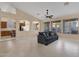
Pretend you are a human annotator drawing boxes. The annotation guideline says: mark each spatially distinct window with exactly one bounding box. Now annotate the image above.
[52,21,61,33]
[7,20,16,28]
[44,22,50,32]
[63,18,78,34]
[71,20,78,34]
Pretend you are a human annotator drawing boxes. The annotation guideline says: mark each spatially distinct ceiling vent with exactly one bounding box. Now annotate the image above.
[64,2,69,6]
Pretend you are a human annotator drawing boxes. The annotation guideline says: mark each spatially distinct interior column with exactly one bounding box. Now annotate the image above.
[61,20,64,33]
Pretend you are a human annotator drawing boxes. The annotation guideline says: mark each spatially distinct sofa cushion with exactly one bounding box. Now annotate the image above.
[43,32,49,38]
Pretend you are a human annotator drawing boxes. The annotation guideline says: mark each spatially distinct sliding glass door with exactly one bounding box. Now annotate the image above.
[63,18,78,34]
[71,20,78,34]
[63,21,71,34]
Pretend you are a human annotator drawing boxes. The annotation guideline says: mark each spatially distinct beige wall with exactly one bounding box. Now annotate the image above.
[0,8,42,39]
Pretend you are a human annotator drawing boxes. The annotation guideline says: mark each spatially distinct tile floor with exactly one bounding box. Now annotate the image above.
[0,37,79,57]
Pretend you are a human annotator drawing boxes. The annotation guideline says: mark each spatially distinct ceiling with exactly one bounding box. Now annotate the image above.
[0,2,79,20]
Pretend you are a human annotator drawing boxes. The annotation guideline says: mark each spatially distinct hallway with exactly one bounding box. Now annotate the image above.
[0,37,79,57]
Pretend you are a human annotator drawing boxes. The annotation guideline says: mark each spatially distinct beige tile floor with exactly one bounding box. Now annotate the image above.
[0,37,79,57]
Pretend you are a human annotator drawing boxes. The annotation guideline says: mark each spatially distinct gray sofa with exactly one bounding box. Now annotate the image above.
[38,31,58,45]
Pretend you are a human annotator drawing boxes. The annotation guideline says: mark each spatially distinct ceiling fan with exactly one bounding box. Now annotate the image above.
[45,9,53,19]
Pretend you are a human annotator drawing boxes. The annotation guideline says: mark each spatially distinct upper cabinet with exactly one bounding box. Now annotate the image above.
[1,21,7,28]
